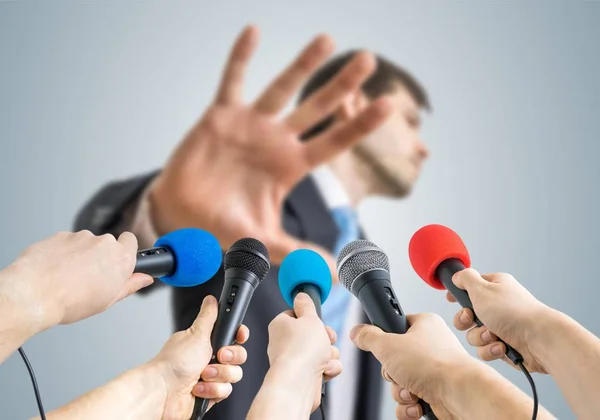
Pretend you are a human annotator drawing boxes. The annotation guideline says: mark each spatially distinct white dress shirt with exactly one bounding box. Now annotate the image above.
[311,165,362,420]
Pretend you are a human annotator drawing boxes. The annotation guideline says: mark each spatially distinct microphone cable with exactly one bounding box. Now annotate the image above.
[517,361,538,420]
[18,346,47,420]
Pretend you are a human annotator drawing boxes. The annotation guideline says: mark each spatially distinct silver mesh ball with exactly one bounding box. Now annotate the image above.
[336,240,389,291]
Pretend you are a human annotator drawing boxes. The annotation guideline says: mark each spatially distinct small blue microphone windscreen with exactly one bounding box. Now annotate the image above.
[154,228,222,287]
[278,249,332,307]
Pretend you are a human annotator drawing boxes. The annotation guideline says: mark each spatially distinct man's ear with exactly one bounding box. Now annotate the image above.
[335,90,370,122]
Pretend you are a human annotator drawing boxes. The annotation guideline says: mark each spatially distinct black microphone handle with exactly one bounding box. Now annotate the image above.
[436,259,523,364]
[352,270,438,420]
[192,268,260,420]
[134,246,175,277]
[291,283,327,419]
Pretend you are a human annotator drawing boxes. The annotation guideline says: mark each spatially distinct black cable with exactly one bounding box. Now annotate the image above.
[319,391,327,420]
[517,361,538,420]
[18,347,47,420]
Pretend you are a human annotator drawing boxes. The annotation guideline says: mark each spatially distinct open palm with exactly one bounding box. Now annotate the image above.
[151,26,392,269]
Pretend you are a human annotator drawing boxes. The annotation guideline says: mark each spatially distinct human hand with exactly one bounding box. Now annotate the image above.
[149,25,393,274]
[2,230,152,329]
[351,313,478,419]
[149,296,249,419]
[449,268,549,373]
[268,293,341,411]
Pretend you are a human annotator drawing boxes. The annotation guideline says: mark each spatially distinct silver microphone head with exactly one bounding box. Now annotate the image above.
[336,239,390,293]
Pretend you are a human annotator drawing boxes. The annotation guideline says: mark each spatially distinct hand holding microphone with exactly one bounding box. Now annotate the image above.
[449,269,549,373]
[0,230,153,339]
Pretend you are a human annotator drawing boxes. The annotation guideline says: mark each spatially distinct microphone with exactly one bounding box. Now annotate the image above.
[193,238,271,420]
[408,224,522,364]
[135,228,223,287]
[336,240,438,420]
[278,249,332,420]
[278,249,332,317]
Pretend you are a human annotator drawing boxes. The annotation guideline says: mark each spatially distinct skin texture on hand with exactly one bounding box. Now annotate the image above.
[450,268,600,420]
[247,293,342,420]
[149,25,394,275]
[350,314,550,420]
[0,230,153,362]
[31,296,249,420]
[448,268,549,373]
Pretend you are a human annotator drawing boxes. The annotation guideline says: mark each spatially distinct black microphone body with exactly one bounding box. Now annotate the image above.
[193,238,270,420]
[350,270,436,420]
[134,247,175,277]
[436,259,523,364]
[193,268,261,417]
[292,283,323,318]
[210,268,260,354]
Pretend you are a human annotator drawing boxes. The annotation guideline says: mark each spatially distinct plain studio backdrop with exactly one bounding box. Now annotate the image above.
[1,2,599,419]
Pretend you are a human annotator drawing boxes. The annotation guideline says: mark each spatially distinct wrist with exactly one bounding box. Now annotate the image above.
[0,265,53,339]
[526,306,580,374]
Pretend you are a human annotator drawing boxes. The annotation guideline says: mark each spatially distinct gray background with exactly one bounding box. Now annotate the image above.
[1,1,599,419]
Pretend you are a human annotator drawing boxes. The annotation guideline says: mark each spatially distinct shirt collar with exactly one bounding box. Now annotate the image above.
[311,165,352,210]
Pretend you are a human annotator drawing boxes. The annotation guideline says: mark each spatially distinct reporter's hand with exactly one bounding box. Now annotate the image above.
[149,296,249,419]
[2,230,153,329]
[149,25,393,274]
[351,313,476,419]
[448,268,549,373]
[268,293,342,411]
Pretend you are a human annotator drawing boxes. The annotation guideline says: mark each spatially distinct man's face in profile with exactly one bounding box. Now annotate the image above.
[355,85,429,198]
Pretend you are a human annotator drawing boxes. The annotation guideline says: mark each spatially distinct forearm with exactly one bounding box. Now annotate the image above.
[529,307,600,420]
[445,360,554,420]
[247,360,316,420]
[33,364,167,420]
[0,266,47,363]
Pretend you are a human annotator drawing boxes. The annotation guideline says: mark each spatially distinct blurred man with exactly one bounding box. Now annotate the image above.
[75,25,430,420]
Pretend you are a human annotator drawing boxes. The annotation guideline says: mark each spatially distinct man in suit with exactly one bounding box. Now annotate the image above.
[75,25,430,420]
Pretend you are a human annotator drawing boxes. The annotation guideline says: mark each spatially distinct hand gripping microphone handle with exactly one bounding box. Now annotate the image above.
[192,268,260,419]
[437,259,523,365]
[351,270,437,420]
[292,283,323,317]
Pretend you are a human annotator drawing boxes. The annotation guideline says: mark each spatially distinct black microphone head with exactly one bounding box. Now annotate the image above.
[336,239,390,293]
[224,238,270,283]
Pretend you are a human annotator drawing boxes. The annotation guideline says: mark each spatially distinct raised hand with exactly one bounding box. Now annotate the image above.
[149,25,393,271]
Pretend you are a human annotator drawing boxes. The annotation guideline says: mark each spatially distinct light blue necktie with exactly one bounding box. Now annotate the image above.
[322,206,360,342]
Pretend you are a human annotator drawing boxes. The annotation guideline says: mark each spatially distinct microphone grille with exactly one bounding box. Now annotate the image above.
[336,239,389,291]
[224,238,270,282]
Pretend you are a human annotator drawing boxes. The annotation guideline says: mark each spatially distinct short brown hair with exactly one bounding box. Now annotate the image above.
[298,50,430,140]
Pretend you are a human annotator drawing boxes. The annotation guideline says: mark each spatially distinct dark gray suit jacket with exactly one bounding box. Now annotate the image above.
[75,172,383,420]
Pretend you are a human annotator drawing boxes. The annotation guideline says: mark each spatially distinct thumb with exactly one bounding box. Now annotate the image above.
[112,273,154,304]
[270,232,339,284]
[293,292,317,318]
[189,295,219,341]
[452,268,487,295]
[350,324,386,354]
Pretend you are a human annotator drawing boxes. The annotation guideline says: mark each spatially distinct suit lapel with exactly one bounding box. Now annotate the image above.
[285,176,339,252]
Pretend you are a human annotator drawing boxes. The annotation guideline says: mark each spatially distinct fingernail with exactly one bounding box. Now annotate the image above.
[491,344,504,355]
[203,367,218,378]
[459,310,472,325]
[349,326,359,341]
[220,349,233,362]
[406,405,419,418]
[296,293,309,302]
[400,389,412,402]
[482,330,492,342]
[195,384,205,394]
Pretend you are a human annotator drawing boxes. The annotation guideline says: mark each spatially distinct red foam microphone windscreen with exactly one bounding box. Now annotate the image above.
[408,224,471,290]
